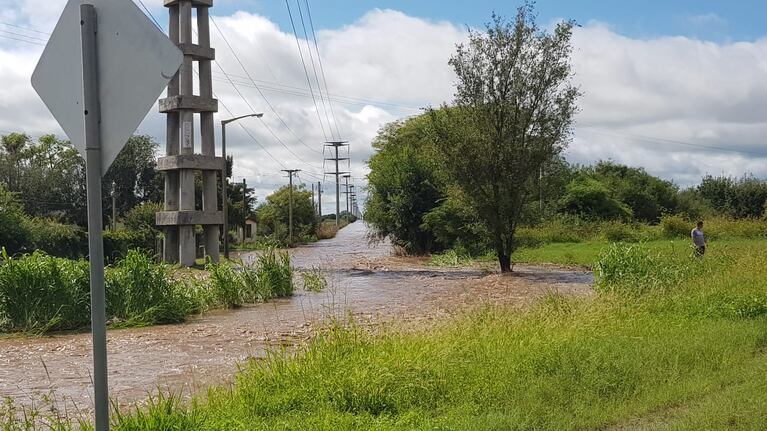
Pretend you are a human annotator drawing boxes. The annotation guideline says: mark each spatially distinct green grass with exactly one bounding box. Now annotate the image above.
[0,248,294,334]
[10,238,767,430]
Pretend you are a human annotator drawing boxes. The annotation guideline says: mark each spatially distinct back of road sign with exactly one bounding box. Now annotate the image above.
[31,0,183,173]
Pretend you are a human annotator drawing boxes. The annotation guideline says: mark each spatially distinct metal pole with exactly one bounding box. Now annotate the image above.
[335,145,340,226]
[288,173,294,244]
[80,5,109,430]
[222,122,229,259]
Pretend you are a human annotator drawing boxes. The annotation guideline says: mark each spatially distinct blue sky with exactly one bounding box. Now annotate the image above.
[217,0,765,42]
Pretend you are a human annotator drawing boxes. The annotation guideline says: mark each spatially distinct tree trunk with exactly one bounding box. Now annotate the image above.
[498,253,512,273]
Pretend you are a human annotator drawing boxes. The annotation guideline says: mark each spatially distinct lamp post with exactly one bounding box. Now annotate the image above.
[222,113,263,259]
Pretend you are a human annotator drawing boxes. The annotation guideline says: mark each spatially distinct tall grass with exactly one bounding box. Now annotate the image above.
[7,241,767,429]
[205,248,293,308]
[0,248,295,334]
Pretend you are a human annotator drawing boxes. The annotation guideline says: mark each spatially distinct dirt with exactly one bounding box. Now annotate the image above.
[0,222,592,418]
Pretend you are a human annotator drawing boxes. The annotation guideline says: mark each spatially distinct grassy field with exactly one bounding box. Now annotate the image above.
[7,232,767,429]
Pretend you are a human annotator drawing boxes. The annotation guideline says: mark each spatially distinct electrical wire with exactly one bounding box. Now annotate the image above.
[209,16,323,156]
[285,0,329,141]
[295,0,335,140]
[304,0,344,139]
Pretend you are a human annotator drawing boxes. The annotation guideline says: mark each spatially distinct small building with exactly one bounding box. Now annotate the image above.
[237,216,258,243]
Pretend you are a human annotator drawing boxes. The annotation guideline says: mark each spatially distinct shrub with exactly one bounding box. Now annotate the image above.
[602,221,640,243]
[660,214,691,239]
[0,186,31,254]
[25,217,87,258]
[301,267,327,292]
[124,202,163,232]
[103,229,157,262]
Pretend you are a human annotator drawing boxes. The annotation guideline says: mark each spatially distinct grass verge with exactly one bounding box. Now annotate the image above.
[8,239,767,430]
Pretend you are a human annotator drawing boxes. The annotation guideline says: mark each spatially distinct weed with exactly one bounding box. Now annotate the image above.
[301,267,327,292]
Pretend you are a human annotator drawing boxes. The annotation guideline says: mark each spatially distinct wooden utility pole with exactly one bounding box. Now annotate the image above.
[158,0,221,266]
[324,141,349,226]
[111,182,117,231]
[317,180,322,219]
[282,169,301,245]
[242,178,247,241]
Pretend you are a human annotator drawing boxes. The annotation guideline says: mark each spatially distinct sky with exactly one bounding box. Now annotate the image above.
[2,0,767,214]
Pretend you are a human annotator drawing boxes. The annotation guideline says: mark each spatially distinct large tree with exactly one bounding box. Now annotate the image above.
[431,5,579,272]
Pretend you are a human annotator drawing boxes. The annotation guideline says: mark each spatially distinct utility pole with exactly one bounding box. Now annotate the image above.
[324,141,349,226]
[111,182,117,231]
[159,0,221,266]
[242,178,247,242]
[342,174,351,215]
[311,182,315,213]
[349,184,356,217]
[282,169,301,245]
[317,180,322,219]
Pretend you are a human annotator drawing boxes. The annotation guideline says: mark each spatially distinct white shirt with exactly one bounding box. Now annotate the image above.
[691,227,705,247]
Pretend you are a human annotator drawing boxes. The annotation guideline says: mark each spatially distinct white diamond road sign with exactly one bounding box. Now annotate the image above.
[31,0,183,173]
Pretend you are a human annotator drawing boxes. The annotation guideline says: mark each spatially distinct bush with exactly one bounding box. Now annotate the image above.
[0,186,31,254]
[660,214,691,239]
[206,259,244,308]
[25,217,87,258]
[602,221,640,243]
[124,202,163,232]
[301,267,327,292]
[206,248,293,307]
[103,229,157,262]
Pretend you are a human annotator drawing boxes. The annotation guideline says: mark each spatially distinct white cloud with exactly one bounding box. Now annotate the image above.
[1,3,767,213]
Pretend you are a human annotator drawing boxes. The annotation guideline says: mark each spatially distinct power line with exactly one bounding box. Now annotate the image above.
[578,127,767,158]
[295,0,336,140]
[304,0,344,139]
[0,34,45,46]
[285,0,329,141]
[0,28,47,42]
[209,16,323,156]
[0,21,50,35]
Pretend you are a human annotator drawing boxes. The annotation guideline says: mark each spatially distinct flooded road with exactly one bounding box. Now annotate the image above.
[0,222,592,416]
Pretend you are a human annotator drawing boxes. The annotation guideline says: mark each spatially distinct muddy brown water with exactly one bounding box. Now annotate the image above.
[0,222,592,417]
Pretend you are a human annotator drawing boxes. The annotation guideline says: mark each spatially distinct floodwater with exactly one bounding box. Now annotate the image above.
[0,222,592,417]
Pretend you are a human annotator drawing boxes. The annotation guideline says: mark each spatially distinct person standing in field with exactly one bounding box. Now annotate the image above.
[691,221,707,256]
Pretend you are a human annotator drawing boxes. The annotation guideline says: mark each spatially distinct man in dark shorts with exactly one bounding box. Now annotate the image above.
[691,221,706,256]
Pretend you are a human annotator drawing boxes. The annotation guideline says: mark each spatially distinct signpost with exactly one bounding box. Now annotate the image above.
[31,1,183,429]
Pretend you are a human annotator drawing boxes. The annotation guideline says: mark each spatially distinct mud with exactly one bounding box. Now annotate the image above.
[0,222,592,417]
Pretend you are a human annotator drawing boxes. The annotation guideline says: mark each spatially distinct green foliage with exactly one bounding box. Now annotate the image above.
[106,250,194,326]
[206,249,293,307]
[365,115,447,254]
[301,267,327,292]
[257,185,316,246]
[24,217,87,259]
[0,184,30,254]
[431,7,579,272]
[103,135,163,219]
[123,202,163,232]
[660,214,692,239]
[254,248,294,298]
[560,176,633,220]
[42,239,767,430]
[103,229,158,262]
[698,174,767,219]
[0,248,90,332]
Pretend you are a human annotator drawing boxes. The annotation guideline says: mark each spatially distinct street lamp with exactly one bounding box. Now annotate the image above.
[222,113,263,259]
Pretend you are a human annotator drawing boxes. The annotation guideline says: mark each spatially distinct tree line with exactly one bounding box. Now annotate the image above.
[364,3,767,271]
